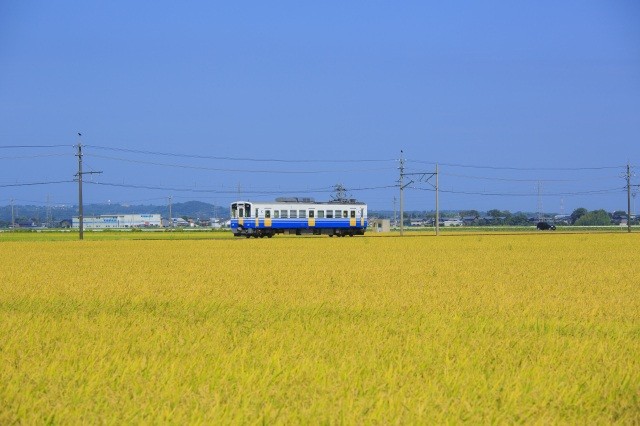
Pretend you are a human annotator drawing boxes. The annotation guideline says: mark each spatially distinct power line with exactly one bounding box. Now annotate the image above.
[85,181,396,194]
[440,172,580,183]
[85,154,395,174]
[0,153,72,160]
[0,144,72,149]
[85,145,395,163]
[407,160,623,171]
[0,180,74,188]
[410,186,624,197]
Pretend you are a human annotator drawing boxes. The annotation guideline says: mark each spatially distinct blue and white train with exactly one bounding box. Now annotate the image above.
[230,198,368,238]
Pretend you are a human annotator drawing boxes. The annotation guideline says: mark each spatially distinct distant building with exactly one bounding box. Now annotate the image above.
[369,219,390,232]
[440,218,463,227]
[72,214,161,229]
[210,218,226,229]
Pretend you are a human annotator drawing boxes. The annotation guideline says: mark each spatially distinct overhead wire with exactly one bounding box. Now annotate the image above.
[0,180,75,188]
[85,181,395,195]
[0,143,632,210]
[407,159,624,171]
[0,153,72,161]
[0,144,72,149]
[409,186,624,197]
[85,145,396,163]
[440,172,579,183]
[85,154,396,174]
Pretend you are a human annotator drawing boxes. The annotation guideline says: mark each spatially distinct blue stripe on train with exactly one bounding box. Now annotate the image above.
[231,219,366,229]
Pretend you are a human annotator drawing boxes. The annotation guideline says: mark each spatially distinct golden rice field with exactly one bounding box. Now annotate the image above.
[1,232,639,423]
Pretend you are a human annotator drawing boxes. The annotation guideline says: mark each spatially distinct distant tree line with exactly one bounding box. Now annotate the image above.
[393,207,635,227]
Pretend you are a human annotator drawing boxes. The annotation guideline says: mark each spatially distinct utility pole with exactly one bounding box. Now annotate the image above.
[399,151,405,236]
[627,162,632,233]
[75,133,102,240]
[435,163,439,236]
[399,150,439,236]
[168,195,173,227]
[536,180,543,222]
[393,196,397,229]
[46,194,52,228]
[10,198,15,230]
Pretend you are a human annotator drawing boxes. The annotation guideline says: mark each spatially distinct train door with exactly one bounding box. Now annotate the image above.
[308,209,315,227]
[255,207,259,228]
[237,204,244,226]
[349,209,356,227]
[236,203,251,227]
[265,209,272,227]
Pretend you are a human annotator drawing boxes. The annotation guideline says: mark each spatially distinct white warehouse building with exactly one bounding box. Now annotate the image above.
[72,214,162,229]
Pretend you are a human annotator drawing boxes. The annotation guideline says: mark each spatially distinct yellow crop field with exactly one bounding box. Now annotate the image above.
[1,233,639,423]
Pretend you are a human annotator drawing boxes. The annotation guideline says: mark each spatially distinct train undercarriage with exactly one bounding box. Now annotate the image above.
[233,226,365,238]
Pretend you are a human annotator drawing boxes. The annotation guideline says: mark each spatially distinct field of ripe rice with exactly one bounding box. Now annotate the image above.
[1,233,639,423]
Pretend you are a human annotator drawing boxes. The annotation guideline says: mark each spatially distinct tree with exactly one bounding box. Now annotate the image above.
[574,210,611,226]
[506,213,529,226]
[570,208,588,225]
[487,209,511,219]
[459,210,480,218]
[612,210,627,220]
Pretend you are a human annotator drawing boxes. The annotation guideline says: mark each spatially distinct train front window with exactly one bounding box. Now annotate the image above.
[231,204,238,218]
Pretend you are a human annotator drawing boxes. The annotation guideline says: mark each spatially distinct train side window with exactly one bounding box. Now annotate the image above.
[290,210,297,218]
[308,210,314,218]
[281,210,288,218]
[326,210,333,218]
[299,210,306,218]
[265,210,271,219]
[274,210,280,218]
[334,210,341,218]
[350,210,355,218]
[318,210,325,218]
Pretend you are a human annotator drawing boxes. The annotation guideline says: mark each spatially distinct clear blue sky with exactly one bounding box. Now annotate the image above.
[1,1,639,213]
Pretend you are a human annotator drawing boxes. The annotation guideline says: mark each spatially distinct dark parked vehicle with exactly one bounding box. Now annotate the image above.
[536,222,556,230]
